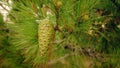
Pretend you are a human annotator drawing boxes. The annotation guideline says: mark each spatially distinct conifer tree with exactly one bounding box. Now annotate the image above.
[0,0,120,68]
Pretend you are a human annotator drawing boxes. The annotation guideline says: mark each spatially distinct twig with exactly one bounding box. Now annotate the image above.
[47,54,70,65]
[0,2,9,12]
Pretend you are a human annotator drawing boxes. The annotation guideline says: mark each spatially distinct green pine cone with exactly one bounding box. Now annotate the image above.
[38,19,55,62]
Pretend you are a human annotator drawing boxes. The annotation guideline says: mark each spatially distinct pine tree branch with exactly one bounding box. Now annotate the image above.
[0,2,16,21]
[63,44,104,60]
[47,54,70,65]
[0,3,9,12]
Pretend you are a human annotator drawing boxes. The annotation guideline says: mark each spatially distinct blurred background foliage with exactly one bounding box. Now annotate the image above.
[0,0,120,68]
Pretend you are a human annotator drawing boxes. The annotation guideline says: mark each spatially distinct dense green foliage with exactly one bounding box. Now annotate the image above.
[0,0,120,68]
[0,14,26,68]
